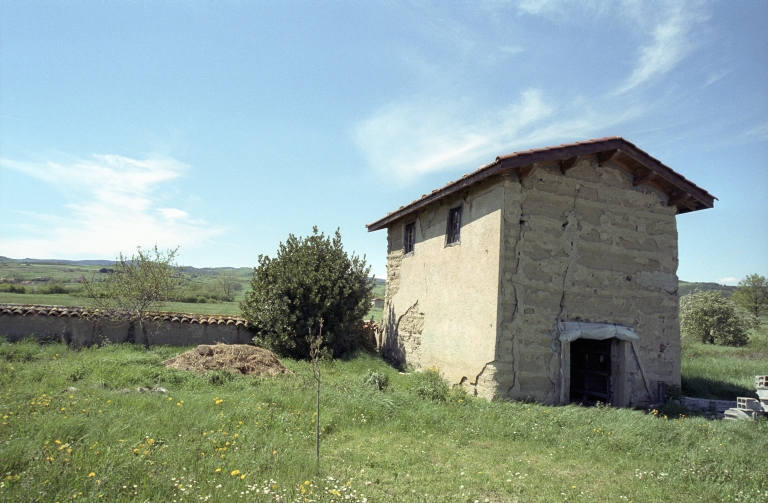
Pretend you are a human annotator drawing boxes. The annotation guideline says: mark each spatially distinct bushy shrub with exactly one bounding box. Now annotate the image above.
[412,366,450,401]
[0,284,26,294]
[680,290,753,347]
[240,228,373,359]
[362,370,389,391]
[39,284,68,294]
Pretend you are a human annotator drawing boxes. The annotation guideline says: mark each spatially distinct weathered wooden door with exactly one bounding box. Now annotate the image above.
[570,338,612,405]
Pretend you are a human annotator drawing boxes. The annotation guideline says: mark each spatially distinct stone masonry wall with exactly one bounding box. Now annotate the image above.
[492,157,679,405]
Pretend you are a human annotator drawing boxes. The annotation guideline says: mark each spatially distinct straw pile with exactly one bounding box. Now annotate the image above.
[163,344,290,377]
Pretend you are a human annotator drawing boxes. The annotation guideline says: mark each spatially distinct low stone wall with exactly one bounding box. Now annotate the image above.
[0,304,252,347]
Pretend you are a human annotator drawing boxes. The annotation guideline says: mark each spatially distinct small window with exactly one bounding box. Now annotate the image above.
[446,205,462,245]
[404,222,416,254]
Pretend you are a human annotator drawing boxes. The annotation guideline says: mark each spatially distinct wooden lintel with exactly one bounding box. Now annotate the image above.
[559,157,578,173]
[632,170,657,187]
[596,149,618,166]
[516,164,534,181]
[667,191,689,207]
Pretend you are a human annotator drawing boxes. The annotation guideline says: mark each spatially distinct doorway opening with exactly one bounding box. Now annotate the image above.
[569,338,612,405]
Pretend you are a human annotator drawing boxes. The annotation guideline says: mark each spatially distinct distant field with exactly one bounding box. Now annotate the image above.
[0,260,253,316]
[1,260,386,320]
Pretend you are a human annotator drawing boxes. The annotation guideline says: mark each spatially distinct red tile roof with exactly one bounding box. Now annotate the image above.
[366,137,716,232]
[0,304,250,327]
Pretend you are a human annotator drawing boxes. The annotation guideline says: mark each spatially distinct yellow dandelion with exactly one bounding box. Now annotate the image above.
[230,470,240,476]
[215,468,221,473]
[240,474,245,480]
[88,472,95,477]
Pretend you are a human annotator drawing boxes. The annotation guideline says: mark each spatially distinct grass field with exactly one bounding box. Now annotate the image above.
[681,320,768,400]
[1,339,767,502]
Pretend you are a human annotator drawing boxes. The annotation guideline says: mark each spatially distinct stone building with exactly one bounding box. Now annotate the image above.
[366,137,715,406]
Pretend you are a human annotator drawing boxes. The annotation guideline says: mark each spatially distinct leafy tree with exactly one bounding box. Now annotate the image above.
[732,274,768,322]
[216,274,242,301]
[84,246,183,349]
[240,228,373,359]
[680,290,752,347]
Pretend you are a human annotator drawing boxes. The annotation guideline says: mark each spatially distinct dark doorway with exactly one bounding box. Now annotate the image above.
[570,338,612,405]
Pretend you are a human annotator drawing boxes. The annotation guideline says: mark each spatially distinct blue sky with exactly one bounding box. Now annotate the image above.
[1,1,766,284]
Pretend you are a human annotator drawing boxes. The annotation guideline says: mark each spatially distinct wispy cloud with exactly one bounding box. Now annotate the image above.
[717,277,739,286]
[499,45,524,55]
[745,121,768,141]
[705,68,733,87]
[354,88,646,183]
[516,0,559,16]
[613,4,709,95]
[354,89,557,183]
[0,154,222,259]
[355,2,712,184]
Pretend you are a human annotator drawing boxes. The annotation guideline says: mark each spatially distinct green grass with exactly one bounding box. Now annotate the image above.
[0,293,87,307]
[1,340,767,502]
[681,325,768,400]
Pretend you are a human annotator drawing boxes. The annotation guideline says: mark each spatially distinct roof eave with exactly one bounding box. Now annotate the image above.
[366,137,716,232]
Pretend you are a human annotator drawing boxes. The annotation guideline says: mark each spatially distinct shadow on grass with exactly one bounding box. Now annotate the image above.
[681,376,755,401]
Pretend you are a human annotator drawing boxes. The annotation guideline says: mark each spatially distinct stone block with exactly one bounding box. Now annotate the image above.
[724,408,762,421]
[737,397,763,412]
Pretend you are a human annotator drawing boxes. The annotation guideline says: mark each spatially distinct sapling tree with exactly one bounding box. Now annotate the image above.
[216,274,242,301]
[84,246,183,349]
[732,274,768,323]
[307,319,324,470]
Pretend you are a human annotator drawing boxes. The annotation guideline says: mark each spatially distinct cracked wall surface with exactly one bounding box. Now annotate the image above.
[382,156,680,405]
[498,158,680,405]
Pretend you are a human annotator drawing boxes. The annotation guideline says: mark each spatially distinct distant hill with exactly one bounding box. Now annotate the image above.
[0,257,115,266]
[679,281,736,298]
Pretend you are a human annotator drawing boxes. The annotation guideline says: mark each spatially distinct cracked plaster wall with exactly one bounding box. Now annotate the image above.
[381,178,502,385]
